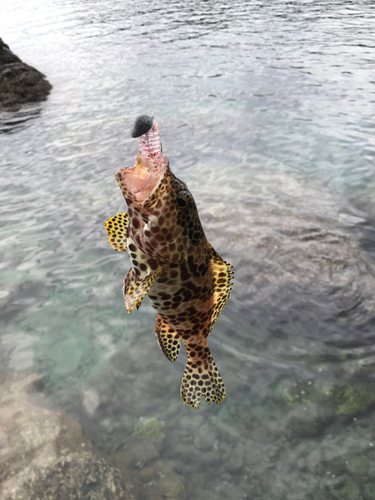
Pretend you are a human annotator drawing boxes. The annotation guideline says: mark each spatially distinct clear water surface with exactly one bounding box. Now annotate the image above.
[1,0,375,498]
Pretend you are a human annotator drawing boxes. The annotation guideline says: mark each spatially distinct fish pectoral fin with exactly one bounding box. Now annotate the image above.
[180,352,226,409]
[105,213,129,251]
[124,266,162,313]
[207,241,234,333]
[155,315,181,362]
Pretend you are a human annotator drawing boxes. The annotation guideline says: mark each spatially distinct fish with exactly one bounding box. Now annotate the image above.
[105,115,233,409]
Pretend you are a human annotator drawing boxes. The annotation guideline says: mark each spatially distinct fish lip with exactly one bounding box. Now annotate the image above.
[117,153,167,205]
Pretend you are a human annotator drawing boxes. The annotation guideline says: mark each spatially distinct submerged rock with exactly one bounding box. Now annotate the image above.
[135,461,186,500]
[224,442,245,473]
[193,422,217,451]
[197,164,375,352]
[0,372,134,500]
[0,38,52,112]
[331,382,375,416]
[132,416,165,443]
[113,437,160,470]
[284,402,336,438]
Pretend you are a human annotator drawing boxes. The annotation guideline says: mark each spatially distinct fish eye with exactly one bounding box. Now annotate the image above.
[176,191,190,208]
[177,197,187,208]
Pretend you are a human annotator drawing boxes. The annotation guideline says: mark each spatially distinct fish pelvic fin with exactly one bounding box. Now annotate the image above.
[105,213,129,251]
[155,315,181,362]
[207,241,234,333]
[124,266,162,314]
[180,351,226,409]
[123,268,142,310]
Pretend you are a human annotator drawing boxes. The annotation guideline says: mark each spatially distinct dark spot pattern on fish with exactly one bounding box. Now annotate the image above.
[105,116,233,409]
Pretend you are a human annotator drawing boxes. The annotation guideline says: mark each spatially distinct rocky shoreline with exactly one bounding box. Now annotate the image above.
[0,38,52,112]
[0,372,134,500]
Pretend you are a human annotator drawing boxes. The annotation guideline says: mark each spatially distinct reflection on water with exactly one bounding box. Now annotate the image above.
[1,0,375,498]
[0,106,42,134]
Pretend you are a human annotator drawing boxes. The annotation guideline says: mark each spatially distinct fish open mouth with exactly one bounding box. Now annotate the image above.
[119,153,166,204]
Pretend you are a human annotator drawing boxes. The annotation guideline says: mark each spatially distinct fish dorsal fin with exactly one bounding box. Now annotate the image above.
[155,315,181,362]
[207,242,234,332]
[124,266,162,313]
[123,268,142,310]
[104,213,129,251]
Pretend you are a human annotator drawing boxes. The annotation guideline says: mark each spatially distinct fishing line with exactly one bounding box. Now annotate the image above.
[132,0,155,116]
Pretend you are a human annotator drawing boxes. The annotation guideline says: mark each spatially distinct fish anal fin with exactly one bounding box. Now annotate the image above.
[207,241,234,333]
[105,213,129,252]
[180,348,226,409]
[124,265,162,313]
[155,315,181,362]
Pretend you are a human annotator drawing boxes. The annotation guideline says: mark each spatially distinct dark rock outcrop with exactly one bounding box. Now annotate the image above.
[0,38,52,112]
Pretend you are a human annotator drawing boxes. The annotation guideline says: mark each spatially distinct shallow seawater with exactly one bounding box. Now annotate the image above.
[1,0,375,498]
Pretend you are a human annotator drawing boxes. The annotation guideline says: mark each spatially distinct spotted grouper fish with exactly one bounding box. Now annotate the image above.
[105,115,233,409]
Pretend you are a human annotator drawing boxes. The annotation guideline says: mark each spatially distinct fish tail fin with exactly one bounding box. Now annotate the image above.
[180,353,226,409]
